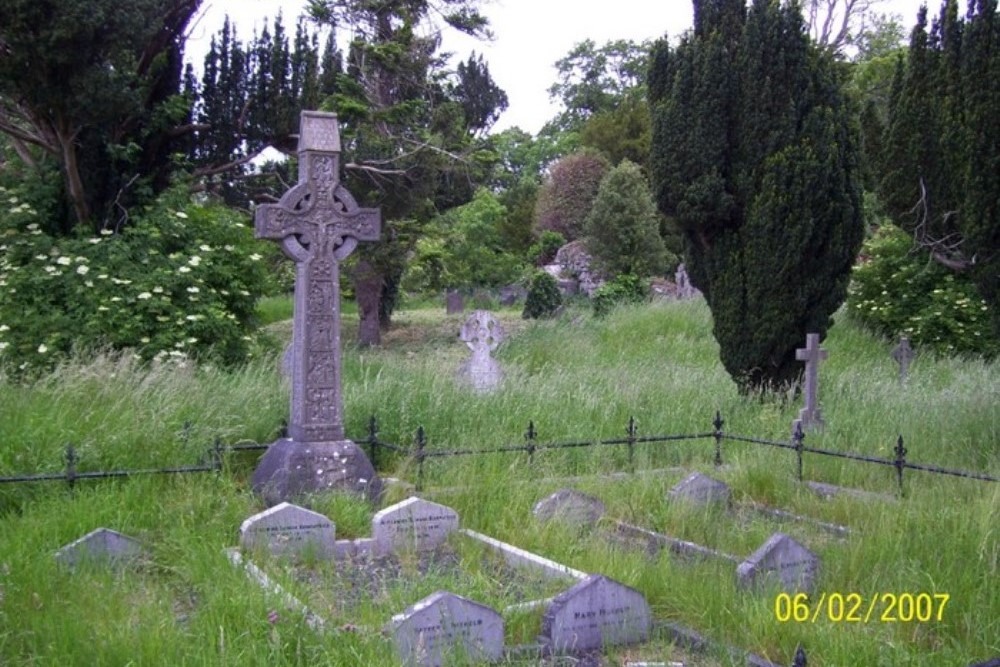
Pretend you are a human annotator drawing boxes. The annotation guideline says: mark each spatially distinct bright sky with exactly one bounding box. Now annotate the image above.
[186,0,930,135]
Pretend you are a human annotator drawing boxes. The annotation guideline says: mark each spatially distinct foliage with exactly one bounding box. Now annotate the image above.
[879,0,1000,344]
[848,223,995,356]
[579,97,652,170]
[533,149,610,242]
[526,230,566,267]
[649,0,865,392]
[497,177,538,255]
[0,186,272,374]
[584,159,669,278]
[591,273,647,318]
[521,271,562,319]
[453,52,509,134]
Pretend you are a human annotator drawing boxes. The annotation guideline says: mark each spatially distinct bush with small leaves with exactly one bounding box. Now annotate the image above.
[522,271,562,319]
[591,273,648,318]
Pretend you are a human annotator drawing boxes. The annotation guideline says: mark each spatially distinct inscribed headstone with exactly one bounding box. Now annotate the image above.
[457,310,504,394]
[54,528,145,569]
[533,489,606,526]
[668,472,732,507]
[541,574,651,653]
[250,110,382,506]
[239,502,336,558]
[372,497,459,555]
[795,333,828,430]
[736,532,819,594]
[388,591,504,667]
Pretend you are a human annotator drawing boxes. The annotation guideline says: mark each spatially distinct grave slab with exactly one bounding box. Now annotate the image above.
[533,489,606,526]
[736,532,819,594]
[388,591,504,667]
[373,497,459,555]
[541,574,651,653]
[668,472,732,507]
[54,527,145,569]
[240,502,336,558]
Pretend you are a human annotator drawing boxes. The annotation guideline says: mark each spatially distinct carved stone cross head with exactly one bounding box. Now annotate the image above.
[459,310,504,356]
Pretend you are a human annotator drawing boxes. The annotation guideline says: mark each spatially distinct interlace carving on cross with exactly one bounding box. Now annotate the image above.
[460,310,504,362]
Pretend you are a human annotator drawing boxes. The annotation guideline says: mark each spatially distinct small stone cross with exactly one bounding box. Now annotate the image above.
[255,111,380,443]
[795,333,828,430]
[458,310,504,393]
[891,335,915,384]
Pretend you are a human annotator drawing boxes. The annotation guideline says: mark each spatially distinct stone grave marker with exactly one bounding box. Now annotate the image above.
[54,527,145,569]
[541,574,652,653]
[240,502,336,558]
[445,289,464,315]
[795,333,828,431]
[373,497,459,555]
[668,472,732,507]
[457,310,504,394]
[388,590,505,667]
[891,335,916,384]
[533,489,606,527]
[675,263,696,299]
[736,532,819,594]
[251,110,382,506]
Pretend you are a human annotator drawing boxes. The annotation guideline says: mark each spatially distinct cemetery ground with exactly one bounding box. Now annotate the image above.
[0,298,997,666]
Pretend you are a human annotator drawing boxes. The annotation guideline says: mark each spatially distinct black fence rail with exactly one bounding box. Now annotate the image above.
[2,412,997,496]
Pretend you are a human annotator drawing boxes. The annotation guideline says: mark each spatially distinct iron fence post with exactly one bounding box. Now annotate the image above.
[713,411,725,467]
[65,443,77,490]
[627,416,637,472]
[525,421,537,465]
[415,426,426,492]
[793,421,805,482]
[212,436,224,472]
[367,415,379,470]
[792,645,807,666]
[894,435,907,497]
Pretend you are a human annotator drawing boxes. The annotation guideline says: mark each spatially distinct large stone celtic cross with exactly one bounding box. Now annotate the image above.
[256,111,380,443]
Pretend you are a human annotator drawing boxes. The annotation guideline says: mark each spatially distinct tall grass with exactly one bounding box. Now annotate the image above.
[0,299,996,666]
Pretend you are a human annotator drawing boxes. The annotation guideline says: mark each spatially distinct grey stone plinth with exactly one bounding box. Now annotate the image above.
[541,574,651,653]
[372,497,459,555]
[388,591,504,667]
[533,489,606,526]
[736,532,819,594]
[239,502,336,558]
[251,438,381,506]
[54,528,145,569]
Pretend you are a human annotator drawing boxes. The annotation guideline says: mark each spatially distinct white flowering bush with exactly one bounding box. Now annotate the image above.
[847,223,995,357]
[0,186,274,374]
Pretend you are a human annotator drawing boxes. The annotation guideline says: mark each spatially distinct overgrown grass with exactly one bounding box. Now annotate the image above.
[0,299,996,666]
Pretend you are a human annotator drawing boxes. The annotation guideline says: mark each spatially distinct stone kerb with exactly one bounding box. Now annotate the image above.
[373,497,459,555]
[388,591,505,667]
[532,489,606,527]
[668,472,732,507]
[54,527,146,569]
[736,532,819,594]
[541,574,652,653]
[240,502,336,558]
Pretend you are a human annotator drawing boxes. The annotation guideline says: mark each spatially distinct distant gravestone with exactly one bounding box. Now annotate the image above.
[54,528,145,569]
[239,502,336,558]
[541,574,652,653]
[499,284,526,306]
[675,263,696,299]
[372,497,459,555]
[891,335,916,384]
[388,591,505,667]
[795,333,828,431]
[668,472,732,507]
[445,290,464,315]
[250,110,382,506]
[457,310,504,394]
[736,532,819,594]
[533,489,606,526]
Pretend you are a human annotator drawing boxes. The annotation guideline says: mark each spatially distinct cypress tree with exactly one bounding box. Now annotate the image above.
[649,0,864,392]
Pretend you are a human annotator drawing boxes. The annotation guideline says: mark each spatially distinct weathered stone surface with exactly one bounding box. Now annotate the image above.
[795,333,828,431]
[668,472,732,507]
[239,502,335,558]
[457,310,504,394]
[674,263,700,299]
[736,532,819,594]
[498,284,526,306]
[541,574,651,653]
[445,290,464,315]
[251,439,381,506]
[533,489,606,526]
[388,591,504,667]
[891,335,916,384]
[54,528,145,569]
[554,240,604,296]
[373,497,459,555]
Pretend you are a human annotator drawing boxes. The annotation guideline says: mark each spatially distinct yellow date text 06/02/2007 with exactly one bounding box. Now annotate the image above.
[774,592,951,623]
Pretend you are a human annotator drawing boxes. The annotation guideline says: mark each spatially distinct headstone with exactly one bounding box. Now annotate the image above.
[668,472,731,507]
[795,333,828,430]
[239,502,336,558]
[675,263,696,299]
[445,289,464,315]
[457,310,504,394]
[499,284,526,306]
[251,110,382,506]
[54,528,145,569]
[372,497,459,555]
[736,532,819,594]
[388,591,504,667]
[891,335,915,384]
[533,489,606,526]
[541,574,652,653]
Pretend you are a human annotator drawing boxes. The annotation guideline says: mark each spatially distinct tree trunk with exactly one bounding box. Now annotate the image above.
[353,259,383,347]
[56,120,90,228]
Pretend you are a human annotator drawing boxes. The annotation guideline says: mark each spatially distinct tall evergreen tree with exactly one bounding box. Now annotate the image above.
[649,0,864,392]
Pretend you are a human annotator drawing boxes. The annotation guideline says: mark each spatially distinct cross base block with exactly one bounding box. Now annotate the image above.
[251,439,382,507]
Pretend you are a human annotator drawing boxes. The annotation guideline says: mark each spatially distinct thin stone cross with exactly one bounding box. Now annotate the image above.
[255,111,380,443]
[795,333,828,430]
[891,335,915,384]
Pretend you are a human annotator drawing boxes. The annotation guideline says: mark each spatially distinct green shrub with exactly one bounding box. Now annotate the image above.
[847,223,994,356]
[522,271,562,319]
[0,186,273,374]
[592,274,648,318]
[526,230,565,266]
